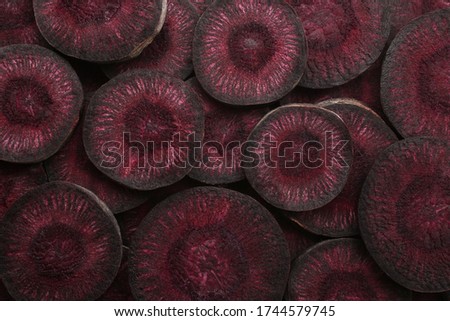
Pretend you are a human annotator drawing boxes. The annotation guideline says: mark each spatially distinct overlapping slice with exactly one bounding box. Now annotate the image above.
[359,137,449,292]
[186,77,268,184]
[286,0,390,88]
[0,182,122,300]
[245,104,353,212]
[0,44,83,163]
[285,99,397,237]
[381,9,449,139]
[193,0,307,105]
[129,187,290,300]
[0,0,48,47]
[83,71,204,191]
[34,0,167,62]
[104,0,198,79]
[287,239,411,300]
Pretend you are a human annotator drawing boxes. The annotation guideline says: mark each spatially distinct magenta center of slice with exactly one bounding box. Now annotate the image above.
[29,223,86,279]
[321,272,373,300]
[228,22,276,73]
[2,77,52,125]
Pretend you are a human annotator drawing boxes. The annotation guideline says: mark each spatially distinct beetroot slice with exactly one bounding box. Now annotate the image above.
[381,9,449,139]
[287,239,410,300]
[33,0,167,63]
[0,162,47,222]
[286,0,390,88]
[44,109,149,214]
[359,137,449,292]
[186,77,268,184]
[104,0,198,80]
[0,44,83,163]
[285,99,397,237]
[245,104,353,212]
[83,71,204,191]
[0,1,48,47]
[193,0,307,105]
[129,187,290,300]
[0,182,122,300]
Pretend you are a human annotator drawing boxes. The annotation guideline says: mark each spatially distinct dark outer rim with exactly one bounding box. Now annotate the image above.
[83,70,204,191]
[245,103,353,212]
[380,8,450,139]
[0,44,83,164]
[129,186,290,300]
[299,0,391,89]
[0,181,122,300]
[286,98,397,237]
[287,238,411,300]
[358,136,450,292]
[192,0,308,105]
[33,0,168,63]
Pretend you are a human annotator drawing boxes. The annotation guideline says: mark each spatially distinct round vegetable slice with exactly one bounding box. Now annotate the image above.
[83,71,204,191]
[286,0,390,88]
[287,239,411,300]
[0,0,48,47]
[0,44,83,163]
[104,0,198,80]
[245,104,353,212]
[33,0,167,62]
[359,137,449,292]
[285,99,397,237]
[129,187,290,300]
[381,9,449,139]
[193,0,307,105]
[0,182,122,300]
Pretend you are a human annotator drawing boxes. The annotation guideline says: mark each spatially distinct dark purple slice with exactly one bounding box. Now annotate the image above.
[359,137,449,292]
[99,248,133,301]
[34,0,167,62]
[189,0,213,13]
[0,162,47,221]
[286,0,390,88]
[104,0,198,80]
[186,77,268,184]
[285,99,397,237]
[0,0,48,47]
[381,9,449,139]
[0,44,83,163]
[287,239,411,300]
[0,182,122,300]
[193,0,307,105]
[389,1,450,39]
[83,71,204,191]
[245,104,353,212]
[45,111,149,213]
[129,187,290,300]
